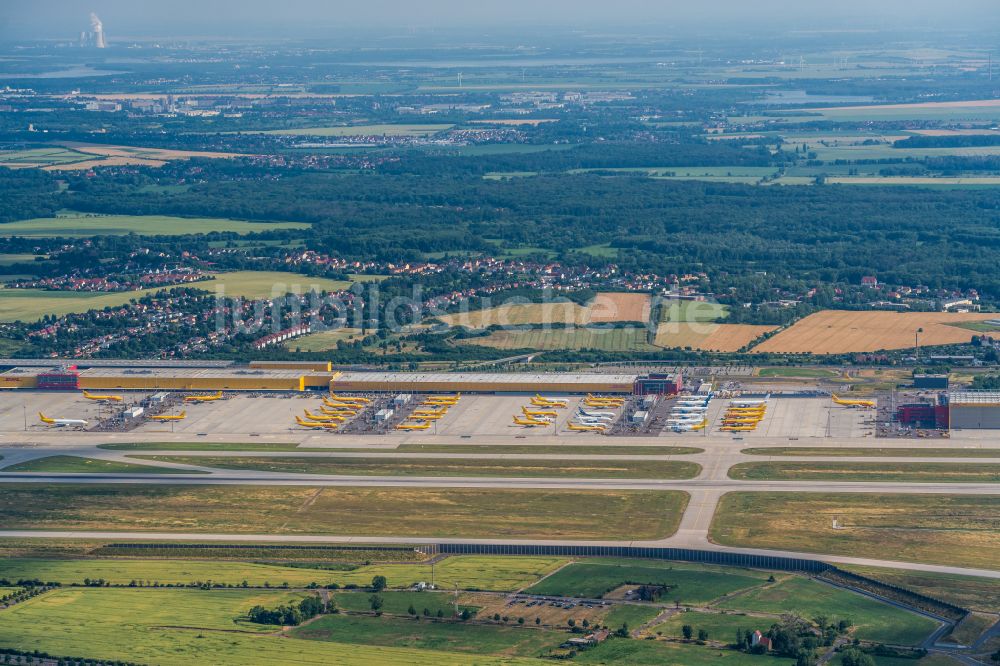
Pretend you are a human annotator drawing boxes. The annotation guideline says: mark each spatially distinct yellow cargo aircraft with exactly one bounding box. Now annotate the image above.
[522,407,558,418]
[83,390,123,402]
[38,412,88,427]
[566,423,606,432]
[330,393,371,404]
[512,416,549,427]
[396,422,431,431]
[184,391,223,403]
[720,424,757,432]
[149,411,186,421]
[304,410,346,422]
[295,416,338,429]
[531,395,567,409]
[320,406,357,416]
[832,394,876,409]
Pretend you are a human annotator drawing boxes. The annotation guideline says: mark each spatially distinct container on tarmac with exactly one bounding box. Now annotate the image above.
[374,408,394,422]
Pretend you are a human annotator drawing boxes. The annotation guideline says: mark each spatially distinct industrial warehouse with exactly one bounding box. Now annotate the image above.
[0,358,997,440]
[0,362,663,395]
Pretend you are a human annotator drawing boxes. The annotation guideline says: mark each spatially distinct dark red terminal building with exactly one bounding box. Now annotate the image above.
[895,395,949,429]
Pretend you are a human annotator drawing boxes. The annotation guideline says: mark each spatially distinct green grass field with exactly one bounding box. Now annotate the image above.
[740,447,1000,458]
[728,461,1000,483]
[463,326,657,352]
[0,213,309,237]
[0,270,377,321]
[525,560,768,603]
[653,610,770,641]
[716,577,938,645]
[0,484,687,540]
[603,603,663,629]
[133,455,702,480]
[287,328,364,351]
[258,124,454,136]
[332,591,476,616]
[0,588,516,666]
[0,147,92,168]
[291,612,562,658]
[0,555,566,592]
[711,492,1000,570]
[207,271,382,299]
[1,455,200,474]
[0,284,181,322]
[757,367,840,378]
[0,253,44,266]
[659,300,729,323]
[575,638,792,665]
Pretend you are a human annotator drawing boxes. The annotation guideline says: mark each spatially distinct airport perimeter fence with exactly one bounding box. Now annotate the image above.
[436,543,832,573]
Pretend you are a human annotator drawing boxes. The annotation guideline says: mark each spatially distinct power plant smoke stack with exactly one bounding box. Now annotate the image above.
[90,13,106,48]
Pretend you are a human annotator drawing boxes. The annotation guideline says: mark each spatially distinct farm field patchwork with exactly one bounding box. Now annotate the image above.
[728,461,1000,483]
[0,484,688,540]
[716,577,939,645]
[710,493,1000,570]
[132,455,702,479]
[0,212,310,237]
[752,310,1000,353]
[524,560,769,603]
[39,141,244,170]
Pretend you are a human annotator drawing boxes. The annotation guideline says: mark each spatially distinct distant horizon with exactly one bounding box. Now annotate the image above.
[1,0,999,42]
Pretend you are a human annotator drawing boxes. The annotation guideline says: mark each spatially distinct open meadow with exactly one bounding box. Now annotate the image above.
[0,212,309,237]
[0,554,567,591]
[525,559,769,603]
[0,588,508,666]
[752,310,1000,354]
[711,492,1000,570]
[0,484,687,540]
[436,302,589,328]
[462,326,658,352]
[715,577,939,645]
[0,270,370,322]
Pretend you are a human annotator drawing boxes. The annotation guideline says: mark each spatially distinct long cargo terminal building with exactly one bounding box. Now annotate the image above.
[0,360,677,396]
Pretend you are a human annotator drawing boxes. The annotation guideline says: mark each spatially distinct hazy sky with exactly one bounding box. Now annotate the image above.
[2,0,998,40]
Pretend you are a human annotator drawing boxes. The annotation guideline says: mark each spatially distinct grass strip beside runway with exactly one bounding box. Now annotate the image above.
[0,484,688,540]
[711,492,1000,570]
[132,455,702,479]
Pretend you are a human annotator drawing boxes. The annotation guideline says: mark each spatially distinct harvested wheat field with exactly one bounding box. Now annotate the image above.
[437,302,589,328]
[752,310,998,354]
[656,323,776,351]
[588,292,652,323]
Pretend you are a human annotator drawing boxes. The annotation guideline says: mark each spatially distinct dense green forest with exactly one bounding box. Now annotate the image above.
[28,166,999,297]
